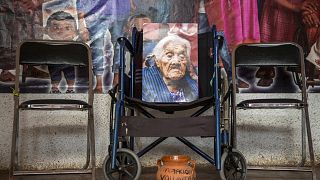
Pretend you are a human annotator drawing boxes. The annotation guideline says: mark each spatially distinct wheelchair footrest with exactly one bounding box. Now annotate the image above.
[120,116,215,137]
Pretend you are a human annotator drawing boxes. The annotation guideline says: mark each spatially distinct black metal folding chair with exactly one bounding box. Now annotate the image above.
[9,40,95,180]
[232,42,316,179]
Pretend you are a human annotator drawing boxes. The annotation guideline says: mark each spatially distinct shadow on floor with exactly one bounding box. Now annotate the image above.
[0,165,316,180]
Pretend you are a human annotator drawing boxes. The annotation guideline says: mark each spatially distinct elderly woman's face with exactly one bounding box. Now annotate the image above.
[157,41,188,81]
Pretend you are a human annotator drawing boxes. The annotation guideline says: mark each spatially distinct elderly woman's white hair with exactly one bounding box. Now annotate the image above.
[152,34,192,66]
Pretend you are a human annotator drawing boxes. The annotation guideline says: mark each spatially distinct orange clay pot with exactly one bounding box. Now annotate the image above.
[156,155,196,180]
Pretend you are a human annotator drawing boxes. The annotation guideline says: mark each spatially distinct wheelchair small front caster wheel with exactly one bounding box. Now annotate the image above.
[220,148,247,180]
[103,148,141,180]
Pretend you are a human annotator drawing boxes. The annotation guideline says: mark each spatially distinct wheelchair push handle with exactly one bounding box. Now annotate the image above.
[212,25,224,50]
[117,37,134,55]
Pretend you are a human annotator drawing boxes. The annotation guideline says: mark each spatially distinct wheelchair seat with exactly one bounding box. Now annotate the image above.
[125,96,213,113]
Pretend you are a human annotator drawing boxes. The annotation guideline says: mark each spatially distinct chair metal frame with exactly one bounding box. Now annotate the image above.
[9,40,95,180]
[231,42,316,179]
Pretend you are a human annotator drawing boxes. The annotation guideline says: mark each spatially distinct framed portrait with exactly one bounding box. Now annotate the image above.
[142,23,199,103]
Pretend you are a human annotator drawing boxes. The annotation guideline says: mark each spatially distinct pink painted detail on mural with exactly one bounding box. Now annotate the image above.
[205,0,261,51]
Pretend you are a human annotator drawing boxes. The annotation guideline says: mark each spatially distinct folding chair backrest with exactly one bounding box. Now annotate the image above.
[232,42,309,112]
[18,40,90,66]
[232,42,307,95]
[234,43,302,67]
[16,40,93,95]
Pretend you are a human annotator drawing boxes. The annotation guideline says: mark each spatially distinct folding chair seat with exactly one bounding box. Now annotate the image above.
[9,40,95,180]
[232,42,316,179]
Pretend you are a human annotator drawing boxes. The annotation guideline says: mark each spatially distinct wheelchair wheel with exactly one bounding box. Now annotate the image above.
[103,148,141,180]
[220,148,247,180]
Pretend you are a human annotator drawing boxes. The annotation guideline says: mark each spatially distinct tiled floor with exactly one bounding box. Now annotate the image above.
[1,166,317,180]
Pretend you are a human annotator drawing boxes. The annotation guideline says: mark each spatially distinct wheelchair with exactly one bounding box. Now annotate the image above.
[103,26,247,180]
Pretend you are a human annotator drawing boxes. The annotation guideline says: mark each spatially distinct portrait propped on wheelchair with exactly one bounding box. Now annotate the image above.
[140,22,228,103]
[142,23,199,103]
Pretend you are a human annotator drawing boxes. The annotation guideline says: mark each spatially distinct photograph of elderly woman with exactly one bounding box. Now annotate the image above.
[142,23,198,103]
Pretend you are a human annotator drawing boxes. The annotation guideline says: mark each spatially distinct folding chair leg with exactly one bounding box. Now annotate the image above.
[9,110,96,179]
[83,120,91,169]
[300,109,306,166]
[304,108,316,180]
[89,111,96,180]
[9,108,20,180]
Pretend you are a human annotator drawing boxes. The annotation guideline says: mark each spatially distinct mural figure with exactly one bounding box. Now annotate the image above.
[0,1,15,83]
[112,13,153,86]
[76,0,114,93]
[1,0,319,93]
[44,11,81,93]
[257,0,303,87]
[300,0,320,85]
[304,0,320,71]
[307,37,320,69]
[0,0,49,84]
[112,0,170,86]
[17,0,114,93]
[131,0,169,23]
[194,0,260,92]
[168,0,195,23]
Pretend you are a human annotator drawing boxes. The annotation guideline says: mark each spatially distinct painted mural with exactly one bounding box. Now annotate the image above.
[0,0,319,93]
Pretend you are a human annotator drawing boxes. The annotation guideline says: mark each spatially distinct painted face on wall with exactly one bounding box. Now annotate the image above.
[156,41,188,81]
[131,17,152,31]
[47,19,77,40]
